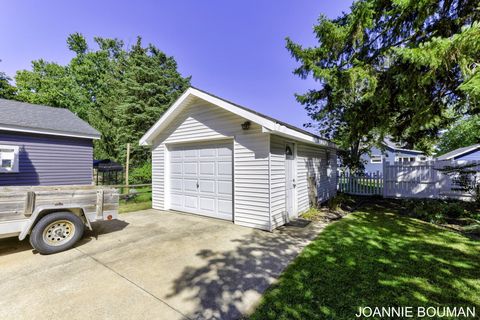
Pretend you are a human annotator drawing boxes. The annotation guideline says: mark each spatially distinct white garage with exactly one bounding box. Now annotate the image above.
[140,87,338,231]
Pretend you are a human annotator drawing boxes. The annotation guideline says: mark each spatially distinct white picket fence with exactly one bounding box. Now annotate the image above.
[338,160,480,201]
[337,172,383,195]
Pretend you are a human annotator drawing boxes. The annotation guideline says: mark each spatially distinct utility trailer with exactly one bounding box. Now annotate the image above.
[0,185,119,254]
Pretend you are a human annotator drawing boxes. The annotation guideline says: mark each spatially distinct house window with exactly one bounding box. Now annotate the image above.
[419,156,427,161]
[0,145,19,173]
[285,145,294,160]
[371,155,382,163]
[395,156,416,163]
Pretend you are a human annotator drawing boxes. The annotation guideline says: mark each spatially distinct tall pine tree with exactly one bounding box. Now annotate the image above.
[287,0,480,169]
[115,37,190,166]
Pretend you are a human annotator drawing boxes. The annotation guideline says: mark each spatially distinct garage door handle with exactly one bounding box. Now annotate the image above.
[196,181,199,188]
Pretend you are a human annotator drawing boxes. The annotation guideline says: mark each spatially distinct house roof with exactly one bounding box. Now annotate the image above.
[382,137,424,154]
[140,87,336,148]
[437,144,480,160]
[0,99,100,139]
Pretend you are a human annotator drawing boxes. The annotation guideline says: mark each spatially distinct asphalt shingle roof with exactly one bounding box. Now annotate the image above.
[0,99,100,139]
[437,144,480,160]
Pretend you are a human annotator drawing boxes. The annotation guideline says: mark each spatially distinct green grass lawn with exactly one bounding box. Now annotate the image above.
[250,203,480,320]
[119,186,152,213]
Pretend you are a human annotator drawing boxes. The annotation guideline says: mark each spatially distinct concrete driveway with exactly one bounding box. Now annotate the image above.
[0,210,326,320]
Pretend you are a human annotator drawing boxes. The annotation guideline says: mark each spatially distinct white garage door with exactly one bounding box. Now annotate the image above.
[169,142,233,220]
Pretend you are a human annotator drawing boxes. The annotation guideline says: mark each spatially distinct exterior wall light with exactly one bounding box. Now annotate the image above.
[241,121,251,130]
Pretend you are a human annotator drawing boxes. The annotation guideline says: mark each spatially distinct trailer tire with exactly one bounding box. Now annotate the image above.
[29,211,85,255]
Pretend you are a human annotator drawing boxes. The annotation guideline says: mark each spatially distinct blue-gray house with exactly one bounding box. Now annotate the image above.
[0,99,100,186]
[362,138,430,174]
[437,144,480,161]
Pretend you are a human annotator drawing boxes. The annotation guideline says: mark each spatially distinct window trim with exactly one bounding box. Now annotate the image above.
[0,145,20,173]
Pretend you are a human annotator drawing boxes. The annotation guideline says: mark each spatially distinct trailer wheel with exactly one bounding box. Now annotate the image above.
[29,211,85,255]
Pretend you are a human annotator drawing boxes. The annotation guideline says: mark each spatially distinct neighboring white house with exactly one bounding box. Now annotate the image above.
[140,87,338,231]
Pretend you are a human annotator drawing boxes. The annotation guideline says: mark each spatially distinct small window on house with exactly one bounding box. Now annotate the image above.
[285,145,294,160]
[0,146,19,173]
[419,156,427,161]
[371,155,382,163]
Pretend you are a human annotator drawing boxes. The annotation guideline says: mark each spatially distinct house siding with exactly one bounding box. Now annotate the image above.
[270,135,337,228]
[269,135,288,228]
[0,130,93,186]
[151,103,271,230]
[363,146,425,174]
[297,143,337,213]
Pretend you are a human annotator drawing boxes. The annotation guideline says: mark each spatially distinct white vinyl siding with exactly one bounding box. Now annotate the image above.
[269,135,289,228]
[296,143,337,214]
[269,135,337,227]
[152,143,165,210]
[234,132,270,230]
[151,102,271,230]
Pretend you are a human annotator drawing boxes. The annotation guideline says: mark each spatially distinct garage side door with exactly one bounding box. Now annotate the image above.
[169,142,233,220]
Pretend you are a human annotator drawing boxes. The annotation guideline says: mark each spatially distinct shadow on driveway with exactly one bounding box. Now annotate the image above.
[167,221,326,320]
[0,219,129,257]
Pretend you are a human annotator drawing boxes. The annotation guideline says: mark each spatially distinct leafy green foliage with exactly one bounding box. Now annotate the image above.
[437,115,480,154]
[12,33,190,172]
[129,161,153,185]
[0,61,16,99]
[287,0,480,169]
[402,198,478,223]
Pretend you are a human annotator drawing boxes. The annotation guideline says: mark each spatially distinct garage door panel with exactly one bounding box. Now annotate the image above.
[183,179,198,192]
[171,163,182,174]
[217,146,232,156]
[199,180,215,193]
[171,149,183,159]
[170,141,232,220]
[218,199,233,215]
[218,161,232,176]
[183,162,197,175]
[170,179,183,191]
[184,195,198,209]
[217,181,232,196]
[199,162,215,175]
[199,148,216,157]
[199,197,215,212]
[184,149,198,158]
[170,194,183,208]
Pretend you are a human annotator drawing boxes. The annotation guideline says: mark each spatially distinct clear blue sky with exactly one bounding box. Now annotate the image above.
[0,0,353,133]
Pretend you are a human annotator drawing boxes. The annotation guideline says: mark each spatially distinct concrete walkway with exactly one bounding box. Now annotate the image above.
[0,210,327,320]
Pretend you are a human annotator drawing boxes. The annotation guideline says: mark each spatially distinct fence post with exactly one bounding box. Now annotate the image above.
[382,160,387,198]
[125,143,131,194]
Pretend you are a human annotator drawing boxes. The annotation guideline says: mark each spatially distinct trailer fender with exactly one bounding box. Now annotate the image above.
[19,205,91,241]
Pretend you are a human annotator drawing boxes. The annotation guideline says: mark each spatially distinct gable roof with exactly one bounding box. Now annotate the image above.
[0,99,100,140]
[437,144,480,160]
[140,87,336,148]
[382,137,424,154]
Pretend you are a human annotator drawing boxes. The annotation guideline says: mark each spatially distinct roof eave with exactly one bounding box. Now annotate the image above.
[0,124,101,140]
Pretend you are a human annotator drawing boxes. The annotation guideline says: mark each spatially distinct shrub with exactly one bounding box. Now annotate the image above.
[402,199,475,225]
[327,193,349,211]
[129,161,152,184]
[443,202,465,219]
